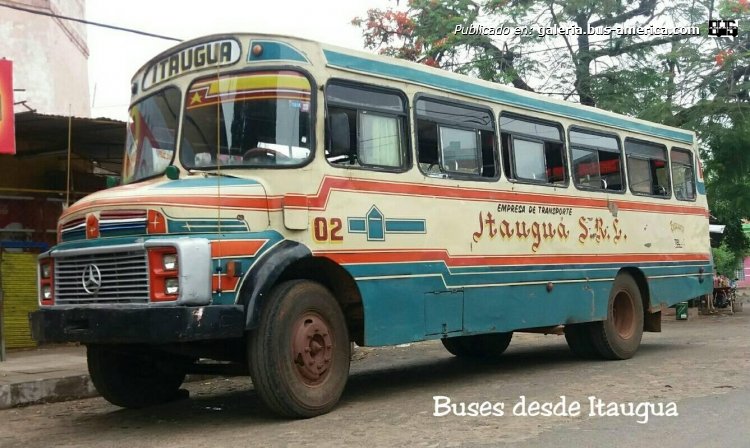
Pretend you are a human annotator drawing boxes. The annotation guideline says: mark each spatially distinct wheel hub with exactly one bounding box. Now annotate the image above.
[291,312,334,385]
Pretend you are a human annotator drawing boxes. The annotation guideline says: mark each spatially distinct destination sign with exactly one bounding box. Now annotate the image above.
[142,39,241,90]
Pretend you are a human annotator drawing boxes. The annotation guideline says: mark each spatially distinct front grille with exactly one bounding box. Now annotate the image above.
[54,250,150,305]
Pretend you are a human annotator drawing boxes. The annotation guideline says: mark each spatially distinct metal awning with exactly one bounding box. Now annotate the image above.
[12,112,125,174]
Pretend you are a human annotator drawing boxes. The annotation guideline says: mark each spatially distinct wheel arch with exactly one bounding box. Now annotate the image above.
[277,257,364,345]
[617,267,660,332]
[239,242,364,345]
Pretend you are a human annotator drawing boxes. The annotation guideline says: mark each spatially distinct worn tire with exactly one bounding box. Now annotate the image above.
[564,323,599,359]
[441,332,513,358]
[87,345,187,408]
[248,280,350,418]
[590,274,644,360]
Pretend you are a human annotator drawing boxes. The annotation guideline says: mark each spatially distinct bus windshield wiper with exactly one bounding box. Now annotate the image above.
[188,170,240,179]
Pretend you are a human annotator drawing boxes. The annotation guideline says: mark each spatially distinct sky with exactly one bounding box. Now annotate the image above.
[86,0,394,120]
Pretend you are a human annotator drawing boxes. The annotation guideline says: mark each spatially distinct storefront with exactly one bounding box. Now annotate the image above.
[0,112,124,349]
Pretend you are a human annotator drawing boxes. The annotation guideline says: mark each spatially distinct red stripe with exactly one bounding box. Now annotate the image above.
[61,176,708,221]
[100,210,147,218]
[212,274,240,292]
[314,249,711,267]
[211,240,266,258]
[300,177,708,216]
[63,195,271,219]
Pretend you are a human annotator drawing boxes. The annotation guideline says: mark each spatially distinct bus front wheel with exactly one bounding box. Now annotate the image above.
[590,274,644,360]
[441,332,513,358]
[87,345,188,408]
[247,280,350,418]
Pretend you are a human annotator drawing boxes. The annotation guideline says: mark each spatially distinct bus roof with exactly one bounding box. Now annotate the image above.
[133,33,695,145]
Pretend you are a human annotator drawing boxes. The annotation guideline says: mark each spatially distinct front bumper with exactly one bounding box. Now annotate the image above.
[30,305,245,344]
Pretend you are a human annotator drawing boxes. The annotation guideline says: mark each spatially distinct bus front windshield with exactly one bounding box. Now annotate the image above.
[123,87,181,184]
[180,70,312,169]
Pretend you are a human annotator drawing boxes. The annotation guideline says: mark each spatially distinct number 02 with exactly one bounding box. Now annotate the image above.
[313,217,343,242]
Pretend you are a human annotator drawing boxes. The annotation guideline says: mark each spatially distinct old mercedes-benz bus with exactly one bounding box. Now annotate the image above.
[31,33,713,418]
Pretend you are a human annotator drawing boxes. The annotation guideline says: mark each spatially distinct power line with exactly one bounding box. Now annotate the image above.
[0,3,182,42]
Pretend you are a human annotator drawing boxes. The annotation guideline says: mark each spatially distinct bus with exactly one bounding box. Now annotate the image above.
[30,33,713,418]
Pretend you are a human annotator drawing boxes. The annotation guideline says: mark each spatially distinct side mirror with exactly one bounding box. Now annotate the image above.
[106,176,120,188]
[165,165,180,180]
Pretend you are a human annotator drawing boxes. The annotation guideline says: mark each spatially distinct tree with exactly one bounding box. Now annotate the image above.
[354,0,750,257]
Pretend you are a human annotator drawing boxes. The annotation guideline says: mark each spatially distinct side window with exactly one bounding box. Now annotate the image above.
[569,129,624,192]
[671,148,696,201]
[625,139,670,197]
[325,82,407,170]
[415,98,497,179]
[500,114,567,185]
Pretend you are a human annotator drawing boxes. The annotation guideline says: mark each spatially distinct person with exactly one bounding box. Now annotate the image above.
[708,271,720,314]
[706,291,717,314]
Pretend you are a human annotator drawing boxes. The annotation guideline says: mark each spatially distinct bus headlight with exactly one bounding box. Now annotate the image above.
[165,278,179,295]
[163,254,178,270]
[42,285,52,300]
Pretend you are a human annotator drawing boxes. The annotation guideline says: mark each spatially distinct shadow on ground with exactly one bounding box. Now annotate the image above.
[71,339,691,431]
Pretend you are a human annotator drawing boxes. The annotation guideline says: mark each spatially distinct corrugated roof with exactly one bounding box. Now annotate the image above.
[13,112,125,173]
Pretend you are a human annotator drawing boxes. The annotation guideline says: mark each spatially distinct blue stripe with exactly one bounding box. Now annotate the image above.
[100,223,146,231]
[60,229,85,242]
[52,231,283,251]
[348,218,366,233]
[248,40,309,63]
[346,260,712,288]
[356,268,713,346]
[153,178,260,189]
[384,219,426,233]
[697,181,706,195]
[323,50,694,144]
[167,219,250,233]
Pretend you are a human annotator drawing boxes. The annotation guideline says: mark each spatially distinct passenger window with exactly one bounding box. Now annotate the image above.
[570,130,624,191]
[440,127,480,174]
[512,138,546,180]
[671,148,696,200]
[500,114,567,185]
[625,139,670,197]
[416,98,497,179]
[359,113,402,167]
[325,82,407,169]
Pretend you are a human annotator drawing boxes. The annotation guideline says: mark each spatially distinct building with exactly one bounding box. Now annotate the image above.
[1,0,126,351]
[0,0,90,117]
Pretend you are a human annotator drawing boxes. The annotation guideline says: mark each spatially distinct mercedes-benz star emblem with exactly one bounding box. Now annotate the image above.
[81,264,102,295]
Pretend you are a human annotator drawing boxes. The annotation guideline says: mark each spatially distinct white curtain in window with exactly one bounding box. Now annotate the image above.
[360,113,400,167]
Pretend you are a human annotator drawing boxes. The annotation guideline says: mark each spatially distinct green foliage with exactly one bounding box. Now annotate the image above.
[712,243,743,278]
[704,121,750,218]
[354,0,750,232]
[590,67,667,116]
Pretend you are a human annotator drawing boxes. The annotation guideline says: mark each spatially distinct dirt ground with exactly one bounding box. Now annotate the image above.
[1,307,748,448]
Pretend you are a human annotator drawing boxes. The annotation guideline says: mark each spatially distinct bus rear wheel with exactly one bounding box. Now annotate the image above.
[441,332,513,358]
[247,280,350,418]
[590,274,644,360]
[564,323,599,359]
[87,345,188,409]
